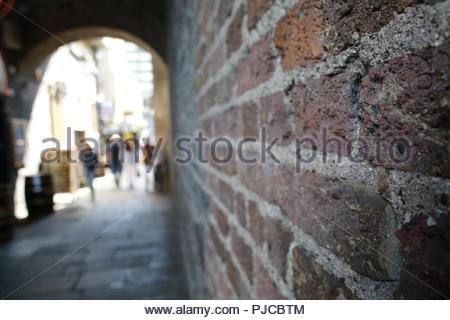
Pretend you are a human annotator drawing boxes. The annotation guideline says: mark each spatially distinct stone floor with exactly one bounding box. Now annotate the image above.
[0,179,188,300]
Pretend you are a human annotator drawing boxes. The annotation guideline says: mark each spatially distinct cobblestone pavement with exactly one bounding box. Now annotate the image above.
[0,183,188,300]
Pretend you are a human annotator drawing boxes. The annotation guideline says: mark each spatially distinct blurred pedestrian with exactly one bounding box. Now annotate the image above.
[142,137,155,192]
[109,134,123,188]
[79,142,98,200]
[123,140,139,190]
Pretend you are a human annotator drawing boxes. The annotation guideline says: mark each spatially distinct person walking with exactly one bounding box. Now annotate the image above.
[109,134,123,188]
[79,142,98,200]
[142,137,155,192]
[123,140,139,190]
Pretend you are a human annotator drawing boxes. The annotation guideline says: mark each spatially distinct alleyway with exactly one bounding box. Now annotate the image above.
[0,180,187,300]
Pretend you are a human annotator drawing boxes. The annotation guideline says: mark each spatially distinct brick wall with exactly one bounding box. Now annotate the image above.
[169,0,450,299]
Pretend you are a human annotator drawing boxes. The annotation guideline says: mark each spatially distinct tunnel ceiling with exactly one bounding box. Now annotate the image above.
[1,0,168,67]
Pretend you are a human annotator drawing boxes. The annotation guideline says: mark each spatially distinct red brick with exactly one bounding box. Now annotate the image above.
[248,200,264,244]
[227,5,245,55]
[195,68,209,93]
[208,142,237,176]
[225,251,251,298]
[247,0,276,30]
[359,44,450,178]
[255,259,288,299]
[200,118,212,137]
[232,231,254,283]
[272,165,401,281]
[210,108,234,137]
[205,242,231,298]
[197,93,211,115]
[292,72,360,155]
[323,0,421,54]
[274,0,325,71]
[210,224,251,298]
[218,271,234,299]
[264,217,293,280]
[197,0,215,39]
[292,246,355,299]
[237,33,275,95]
[218,180,235,212]
[395,214,450,299]
[217,0,233,27]
[203,72,237,110]
[260,91,293,145]
[211,103,259,140]
[236,192,247,228]
[206,253,234,299]
[238,161,275,200]
[195,42,208,68]
[209,223,228,263]
[208,42,227,74]
[241,102,260,139]
[211,201,230,236]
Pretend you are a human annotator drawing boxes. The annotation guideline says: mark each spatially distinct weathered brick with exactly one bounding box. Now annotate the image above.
[260,91,293,145]
[209,223,228,263]
[209,224,251,298]
[238,161,274,200]
[173,0,450,301]
[217,0,234,27]
[255,259,288,299]
[359,44,450,178]
[205,242,231,298]
[236,192,247,228]
[292,72,360,154]
[203,72,237,110]
[205,265,218,298]
[292,246,356,299]
[195,68,209,93]
[395,214,450,299]
[227,5,245,55]
[211,201,230,235]
[237,33,275,95]
[274,0,325,71]
[218,271,234,299]
[195,42,208,68]
[225,251,251,298]
[232,231,254,282]
[208,142,237,176]
[241,102,260,139]
[206,253,234,299]
[248,200,264,244]
[323,0,427,54]
[247,0,276,30]
[208,42,227,74]
[200,118,213,138]
[211,103,259,139]
[219,72,237,103]
[211,107,243,138]
[273,165,401,281]
[216,179,235,213]
[264,217,293,280]
[197,0,215,39]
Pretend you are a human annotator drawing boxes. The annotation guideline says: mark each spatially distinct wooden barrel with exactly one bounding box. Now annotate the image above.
[0,183,14,242]
[25,174,54,219]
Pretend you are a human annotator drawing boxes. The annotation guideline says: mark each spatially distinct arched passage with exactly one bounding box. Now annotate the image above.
[0,24,185,300]
[19,27,171,154]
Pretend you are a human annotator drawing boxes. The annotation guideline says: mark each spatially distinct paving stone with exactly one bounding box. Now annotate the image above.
[0,185,188,299]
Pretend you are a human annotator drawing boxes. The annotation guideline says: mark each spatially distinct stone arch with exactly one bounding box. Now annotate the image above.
[19,26,171,151]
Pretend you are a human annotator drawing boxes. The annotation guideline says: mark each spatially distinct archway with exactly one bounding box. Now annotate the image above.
[20,27,171,152]
[8,27,172,219]
[0,25,186,300]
